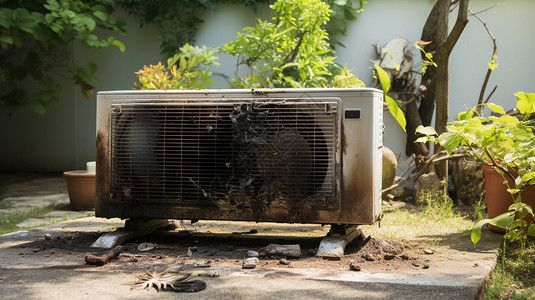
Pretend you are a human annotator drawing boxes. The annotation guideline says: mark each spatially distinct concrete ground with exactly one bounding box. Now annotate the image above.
[0,173,502,299]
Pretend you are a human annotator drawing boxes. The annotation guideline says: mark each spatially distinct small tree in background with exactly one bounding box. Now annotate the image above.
[0,0,126,115]
[405,0,469,178]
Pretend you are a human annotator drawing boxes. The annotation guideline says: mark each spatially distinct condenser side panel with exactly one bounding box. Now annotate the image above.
[339,90,383,224]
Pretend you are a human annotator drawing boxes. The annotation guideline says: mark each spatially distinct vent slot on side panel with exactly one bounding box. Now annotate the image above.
[110,101,339,208]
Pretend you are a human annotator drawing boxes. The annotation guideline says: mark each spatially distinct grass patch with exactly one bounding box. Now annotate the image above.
[365,188,473,243]
[0,206,54,235]
[0,208,96,235]
[485,240,535,299]
[0,201,13,209]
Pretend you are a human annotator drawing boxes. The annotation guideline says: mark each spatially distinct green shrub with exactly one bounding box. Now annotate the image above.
[0,0,126,115]
[134,44,219,90]
[220,0,336,88]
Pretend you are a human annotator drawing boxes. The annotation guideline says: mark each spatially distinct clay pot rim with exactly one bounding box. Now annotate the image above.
[63,170,96,178]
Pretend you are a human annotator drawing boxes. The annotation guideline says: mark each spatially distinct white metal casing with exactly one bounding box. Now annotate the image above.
[96,88,383,225]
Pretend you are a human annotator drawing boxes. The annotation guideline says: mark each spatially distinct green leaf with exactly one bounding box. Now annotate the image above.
[489,212,515,229]
[515,92,535,118]
[0,13,10,29]
[471,218,490,245]
[437,132,461,154]
[80,16,96,30]
[522,172,535,185]
[375,65,391,93]
[87,62,97,74]
[45,14,55,24]
[415,125,437,136]
[0,36,13,44]
[62,9,75,19]
[487,103,505,115]
[415,136,429,143]
[458,109,474,120]
[93,11,107,21]
[385,95,406,131]
[30,101,46,115]
[527,224,535,237]
[111,40,125,52]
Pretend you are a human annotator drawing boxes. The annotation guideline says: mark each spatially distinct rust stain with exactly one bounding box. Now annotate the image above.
[95,130,109,216]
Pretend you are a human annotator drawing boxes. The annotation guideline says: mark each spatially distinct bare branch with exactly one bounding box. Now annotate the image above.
[382,151,464,194]
[471,4,501,16]
[470,9,498,106]
[484,85,498,104]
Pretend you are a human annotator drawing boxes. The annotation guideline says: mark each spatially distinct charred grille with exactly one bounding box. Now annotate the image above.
[109,100,339,208]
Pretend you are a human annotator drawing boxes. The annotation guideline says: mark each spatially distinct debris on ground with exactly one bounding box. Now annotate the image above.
[85,245,124,266]
[349,263,361,271]
[128,271,206,292]
[242,257,259,269]
[232,229,258,235]
[259,244,301,258]
[170,262,212,272]
[21,224,430,278]
[137,242,156,252]
[279,258,290,265]
[380,239,404,255]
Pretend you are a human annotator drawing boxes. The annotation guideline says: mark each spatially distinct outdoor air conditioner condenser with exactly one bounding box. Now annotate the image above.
[96,88,383,225]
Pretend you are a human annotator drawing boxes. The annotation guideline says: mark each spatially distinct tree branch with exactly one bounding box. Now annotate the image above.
[484,85,497,104]
[471,9,498,106]
[444,0,469,54]
[382,151,464,194]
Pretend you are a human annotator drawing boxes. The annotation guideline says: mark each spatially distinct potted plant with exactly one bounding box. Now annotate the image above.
[416,92,535,245]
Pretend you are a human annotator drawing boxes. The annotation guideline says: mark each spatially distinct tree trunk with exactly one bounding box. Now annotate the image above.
[405,99,429,163]
[417,1,440,128]
[434,0,451,179]
[405,0,469,178]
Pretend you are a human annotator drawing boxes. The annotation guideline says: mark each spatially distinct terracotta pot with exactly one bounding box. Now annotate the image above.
[63,170,96,210]
[483,165,535,233]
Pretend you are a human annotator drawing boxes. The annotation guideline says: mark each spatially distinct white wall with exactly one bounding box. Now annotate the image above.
[1,0,534,171]
[0,10,162,171]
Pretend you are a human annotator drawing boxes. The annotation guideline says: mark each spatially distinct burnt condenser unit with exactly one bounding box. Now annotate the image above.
[96,88,383,225]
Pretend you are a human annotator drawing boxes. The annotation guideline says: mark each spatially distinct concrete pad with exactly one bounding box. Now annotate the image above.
[3,193,69,208]
[0,217,501,299]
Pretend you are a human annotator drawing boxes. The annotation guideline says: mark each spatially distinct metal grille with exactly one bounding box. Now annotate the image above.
[109,100,339,208]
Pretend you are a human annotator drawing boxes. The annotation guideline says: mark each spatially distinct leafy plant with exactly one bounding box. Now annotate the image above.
[332,65,364,88]
[0,0,126,115]
[134,44,219,90]
[221,0,336,89]
[117,0,365,56]
[419,182,459,221]
[413,40,437,75]
[416,92,535,244]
